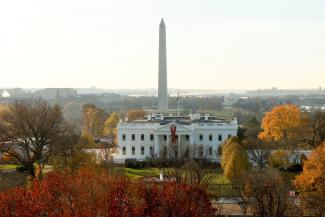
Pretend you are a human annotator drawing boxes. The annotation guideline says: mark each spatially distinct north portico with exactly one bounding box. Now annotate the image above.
[113,113,238,162]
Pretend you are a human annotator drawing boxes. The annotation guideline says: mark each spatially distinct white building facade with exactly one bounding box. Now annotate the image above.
[113,114,238,162]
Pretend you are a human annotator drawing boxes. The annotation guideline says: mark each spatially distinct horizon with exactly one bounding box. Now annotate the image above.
[1,0,325,90]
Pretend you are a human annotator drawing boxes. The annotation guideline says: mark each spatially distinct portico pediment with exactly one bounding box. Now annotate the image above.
[154,122,192,134]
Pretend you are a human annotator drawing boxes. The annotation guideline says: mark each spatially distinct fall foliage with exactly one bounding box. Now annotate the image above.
[294,142,325,216]
[221,137,249,180]
[268,150,289,168]
[259,104,306,148]
[103,112,120,136]
[0,169,215,217]
[82,103,106,137]
[126,109,146,121]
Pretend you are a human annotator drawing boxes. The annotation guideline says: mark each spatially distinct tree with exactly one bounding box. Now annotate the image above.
[294,142,325,217]
[235,168,294,217]
[103,112,119,136]
[221,137,249,180]
[0,100,65,177]
[259,104,306,149]
[0,169,215,217]
[268,150,289,168]
[247,149,270,169]
[62,101,83,127]
[302,109,325,148]
[126,109,146,121]
[82,103,106,137]
[49,125,98,172]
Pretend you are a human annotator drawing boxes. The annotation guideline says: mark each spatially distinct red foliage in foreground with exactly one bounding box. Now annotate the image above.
[0,169,214,217]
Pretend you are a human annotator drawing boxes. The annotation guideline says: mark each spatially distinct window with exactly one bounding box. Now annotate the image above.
[132,134,135,141]
[185,135,190,141]
[199,134,203,141]
[132,146,135,155]
[141,134,144,141]
[150,134,154,141]
[228,134,232,139]
[141,146,145,155]
[209,134,213,141]
[122,147,126,155]
[163,135,167,141]
[218,134,222,141]
[122,134,126,141]
[209,147,213,155]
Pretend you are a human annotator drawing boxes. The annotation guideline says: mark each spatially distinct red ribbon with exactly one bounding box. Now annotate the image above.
[170,125,177,144]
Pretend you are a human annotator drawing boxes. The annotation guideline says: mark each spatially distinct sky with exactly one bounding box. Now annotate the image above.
[0,0,325,90]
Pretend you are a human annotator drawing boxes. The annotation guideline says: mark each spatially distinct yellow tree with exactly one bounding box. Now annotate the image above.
[103,112,119,136]
[126,109,146,121]
[82,104,106,137]
[221,137,249,180]
[259,104,306,149]
[294,142,325,216]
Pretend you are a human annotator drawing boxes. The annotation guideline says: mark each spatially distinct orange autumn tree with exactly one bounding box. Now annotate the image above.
[0,169,215,217]
[126,109,146,121]
[258,104,306,149]
[294,142,325,216]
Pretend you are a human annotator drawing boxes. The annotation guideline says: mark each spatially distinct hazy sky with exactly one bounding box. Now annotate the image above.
[0,0,325,90]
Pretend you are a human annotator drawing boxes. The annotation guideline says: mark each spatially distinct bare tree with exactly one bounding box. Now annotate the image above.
[302,109,325,148]
[0,100,65,177]
[247,149,270,169]
[234,168,293,217]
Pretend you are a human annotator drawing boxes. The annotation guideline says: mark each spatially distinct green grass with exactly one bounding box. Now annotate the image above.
[117,167,229,184]
[0,164,19,170]
[119,167,161,178]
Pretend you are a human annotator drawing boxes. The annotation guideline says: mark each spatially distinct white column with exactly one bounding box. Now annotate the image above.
[154,134,159,158]
[189,134,194,158]
[178,135,181,158]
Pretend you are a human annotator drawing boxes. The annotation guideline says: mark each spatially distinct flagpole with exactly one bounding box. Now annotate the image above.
[177,92,180,116]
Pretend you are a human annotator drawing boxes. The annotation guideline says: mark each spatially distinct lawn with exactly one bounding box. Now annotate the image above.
[199,106,235,120]
[120,167,161,178]
[0,164,19,170]
[118,167,230,184]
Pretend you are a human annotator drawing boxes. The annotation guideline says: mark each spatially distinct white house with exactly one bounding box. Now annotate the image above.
[113,113,238,162]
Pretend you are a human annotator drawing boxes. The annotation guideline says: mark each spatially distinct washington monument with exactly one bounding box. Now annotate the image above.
[158,18,168,111]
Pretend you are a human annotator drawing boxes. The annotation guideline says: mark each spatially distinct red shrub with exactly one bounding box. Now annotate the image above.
[0,169,214,217]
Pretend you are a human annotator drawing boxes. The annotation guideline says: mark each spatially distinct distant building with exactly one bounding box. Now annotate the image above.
[113,113,238,162]
[34,88,77,99]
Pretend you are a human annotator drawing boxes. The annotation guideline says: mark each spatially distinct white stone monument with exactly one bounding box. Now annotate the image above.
[158,18,168,111]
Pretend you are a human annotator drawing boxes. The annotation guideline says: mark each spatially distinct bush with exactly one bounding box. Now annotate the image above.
[0,169,215,217]
[279,163,303,172]
[269,150,289,168]
[15,165,28,172]
[124,158,220,169]
[125,158,144,168]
